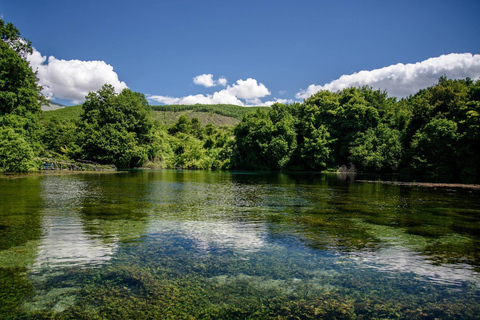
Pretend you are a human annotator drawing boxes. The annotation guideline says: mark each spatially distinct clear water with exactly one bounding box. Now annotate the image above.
[1,170,479,319]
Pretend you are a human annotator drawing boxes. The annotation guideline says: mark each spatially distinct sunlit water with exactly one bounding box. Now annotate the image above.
[1,170,480,319]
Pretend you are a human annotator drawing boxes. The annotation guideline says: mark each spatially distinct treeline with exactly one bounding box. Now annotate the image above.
[1,19,479,182]
[233,80,480,182]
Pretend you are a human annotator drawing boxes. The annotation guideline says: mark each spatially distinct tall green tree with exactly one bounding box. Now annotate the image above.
[349,123,402,172]
[233,104,298,170]
[403,78,480,180]
[0,19,44,172]
[409,117,460,176]
[79,85,155,168]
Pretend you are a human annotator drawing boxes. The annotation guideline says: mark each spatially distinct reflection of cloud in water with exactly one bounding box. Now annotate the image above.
[348,246,480,287]
[34,215,117,270]
[35,176,117,270]
[148,220,266,253]
[183,221,266,253]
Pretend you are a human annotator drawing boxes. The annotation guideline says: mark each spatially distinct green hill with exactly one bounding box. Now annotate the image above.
[43,104,269,126]
[42,104,83,121]
[150,104,268,119]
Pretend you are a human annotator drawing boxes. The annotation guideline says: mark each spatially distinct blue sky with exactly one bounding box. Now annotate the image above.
[2,0,480,106]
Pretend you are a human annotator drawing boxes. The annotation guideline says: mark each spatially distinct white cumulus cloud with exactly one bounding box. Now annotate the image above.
[217,77,228,86]
[148,77,271,106]
[148,90,244,106]
[27,48,127,104]
[193,74,228,87]
[193,74,216,87]
[296,53,480,99]
[226,78,271,100]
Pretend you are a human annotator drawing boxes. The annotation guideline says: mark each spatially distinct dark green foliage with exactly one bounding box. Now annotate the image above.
[230,80,480,181]
[0,19,44,172]
[233,104,299,170]
[402,77,480,181]
[78,85,155,168]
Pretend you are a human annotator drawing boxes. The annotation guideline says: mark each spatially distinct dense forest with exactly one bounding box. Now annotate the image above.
[1,19,479,182]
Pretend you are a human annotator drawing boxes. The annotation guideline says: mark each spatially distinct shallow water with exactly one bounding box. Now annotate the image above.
[1,170,479,319]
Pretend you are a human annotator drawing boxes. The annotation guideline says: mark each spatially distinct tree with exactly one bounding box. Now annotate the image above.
[168,115,205,139]
[233,104,298,170]
[232,109,274,170]
[349,123,402,172]
[0,19,44,172]
[0,126,37,172]
[410,117,460,176]
[41,117,81,158]
[79,85,155,168]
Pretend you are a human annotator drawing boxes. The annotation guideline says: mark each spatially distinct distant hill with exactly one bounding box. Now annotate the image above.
[151,104,268,119]
[150,104,269,126]
[41,101,67,111]
[42,104,83,121]
[42,104,269,126]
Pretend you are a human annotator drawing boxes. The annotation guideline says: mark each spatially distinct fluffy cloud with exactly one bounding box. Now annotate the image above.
[217,77,228,86]
[193,74,228,87]
[148,90,243,106]
[193,74,216,87]
[148,77,271,106]
[27,48,127,103]
[296,53,480,99]
[263,98,296,106]
[226,78,271,100]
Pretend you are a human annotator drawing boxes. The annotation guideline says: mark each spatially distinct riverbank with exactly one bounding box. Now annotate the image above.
[357,180,480,190]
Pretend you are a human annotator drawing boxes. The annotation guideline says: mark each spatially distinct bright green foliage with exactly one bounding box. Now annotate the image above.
[233,109,274,170]
[296,124,331,170]
[167,116,233,169]
[0,19,44,172]
[79,85,155,168]
[42,104,83,121]
[41,117,81,158]
[293,94,338,170]
[402,78,480,180]
[151,104,268,120]
[170,133,209,169]
[299,87,386,168]
[0,126,38,172]
[349,123,402,172]
[230,80,479,180]
[233,104,298,170]
[334,88,381,163]
[168,115,206,139]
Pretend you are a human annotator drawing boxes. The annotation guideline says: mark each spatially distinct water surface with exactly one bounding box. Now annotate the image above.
[1,170,479,319]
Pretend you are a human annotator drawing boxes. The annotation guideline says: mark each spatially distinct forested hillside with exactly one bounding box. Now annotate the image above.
[1,19,479,182]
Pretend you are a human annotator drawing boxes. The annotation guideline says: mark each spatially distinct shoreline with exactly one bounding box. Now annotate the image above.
[357,180,480,190]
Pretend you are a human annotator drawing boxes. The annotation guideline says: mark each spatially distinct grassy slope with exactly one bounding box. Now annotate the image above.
[43,104,268,126]
[42,105,83,121]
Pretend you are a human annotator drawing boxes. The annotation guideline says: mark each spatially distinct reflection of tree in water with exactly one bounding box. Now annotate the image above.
[0,176,43,251]
[258,177,480,285]
[0,176,42,317]
[77,172,153,243]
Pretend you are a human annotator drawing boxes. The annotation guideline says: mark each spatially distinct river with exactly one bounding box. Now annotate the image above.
[1,170,479,319]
